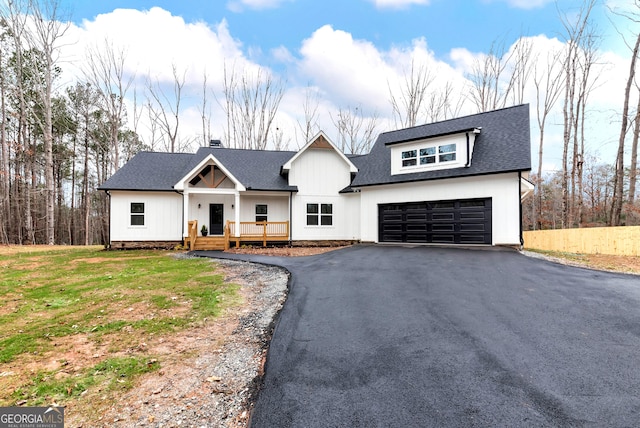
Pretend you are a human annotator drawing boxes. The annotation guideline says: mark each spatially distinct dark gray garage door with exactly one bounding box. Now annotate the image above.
[378,198,492,244]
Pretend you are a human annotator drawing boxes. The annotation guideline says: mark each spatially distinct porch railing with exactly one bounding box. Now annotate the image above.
[187,220,198,250]
[225,220,290,249]
[186,219,290,250]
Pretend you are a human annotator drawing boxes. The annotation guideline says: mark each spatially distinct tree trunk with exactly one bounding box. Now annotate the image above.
[611,31,640,225]
[0,47,9,244]
[629,100,640,206]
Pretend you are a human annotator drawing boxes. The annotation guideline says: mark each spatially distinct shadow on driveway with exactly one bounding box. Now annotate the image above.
[196,244,640,427]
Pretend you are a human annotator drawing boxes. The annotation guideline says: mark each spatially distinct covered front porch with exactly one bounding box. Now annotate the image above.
[185,219,290,250]
[177,150,294,250]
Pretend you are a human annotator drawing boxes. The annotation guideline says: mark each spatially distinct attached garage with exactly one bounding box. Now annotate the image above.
[378,198,492,245]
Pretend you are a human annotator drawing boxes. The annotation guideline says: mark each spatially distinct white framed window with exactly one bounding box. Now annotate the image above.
[438,143,457,163]
[255,204,268,222]
[402,143,457,169]
[306,203,333,226]
[130,202,145,226]
[401,150,417,167]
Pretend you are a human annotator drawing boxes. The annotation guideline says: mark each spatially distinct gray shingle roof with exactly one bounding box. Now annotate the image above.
[98,147,299,192]
[98,152,194,191]
[350,104,531,187]
[99,105,531,193]
[188,147,298,191]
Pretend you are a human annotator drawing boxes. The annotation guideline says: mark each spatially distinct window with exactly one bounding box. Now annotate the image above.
[438,143,457,162]
[130,202,145,226]
[255,204,268,222]
[306,204,318,225]
[306,203,333,226]
[419,147,436,165]
[402,150,417,167]
[321,204,333,225]
[401,143,457,169]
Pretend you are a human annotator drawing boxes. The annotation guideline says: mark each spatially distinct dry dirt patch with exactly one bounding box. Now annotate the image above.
[72,258,290,428]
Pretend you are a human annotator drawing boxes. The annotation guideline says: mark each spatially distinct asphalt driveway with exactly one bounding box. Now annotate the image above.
[198,245,640,427]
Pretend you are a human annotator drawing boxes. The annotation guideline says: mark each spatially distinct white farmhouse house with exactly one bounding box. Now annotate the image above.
[99,104,533,249]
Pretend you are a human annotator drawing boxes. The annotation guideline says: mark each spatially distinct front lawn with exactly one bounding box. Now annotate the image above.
[0,246,238,407]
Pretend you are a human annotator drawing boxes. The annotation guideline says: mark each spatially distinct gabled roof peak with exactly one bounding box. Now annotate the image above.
[282,131,358,173]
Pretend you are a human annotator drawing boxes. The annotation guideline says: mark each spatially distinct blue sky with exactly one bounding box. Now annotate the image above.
[54,0,634,171]
[63,0,618,59]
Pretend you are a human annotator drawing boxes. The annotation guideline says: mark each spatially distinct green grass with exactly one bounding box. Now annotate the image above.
[11,356,161,405]
[0,246,239,406]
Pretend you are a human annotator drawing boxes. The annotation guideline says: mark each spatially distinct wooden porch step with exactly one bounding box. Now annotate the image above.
[192,236,226,251]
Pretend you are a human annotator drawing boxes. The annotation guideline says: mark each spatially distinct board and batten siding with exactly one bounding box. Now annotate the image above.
[288,148,359,240]
[239,194,290,223]
[110,191,183,241]
[187,193,235,235]
[358,172,522,245]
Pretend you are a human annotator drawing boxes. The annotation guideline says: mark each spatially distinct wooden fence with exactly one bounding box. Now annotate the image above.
[523,226,640,256]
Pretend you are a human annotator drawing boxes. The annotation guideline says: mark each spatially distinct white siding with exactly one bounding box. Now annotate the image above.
[187,193,235,235]
[239,194,289,222]
[110,191,183,241]
[359,172,522,245]
[288,148,359,240]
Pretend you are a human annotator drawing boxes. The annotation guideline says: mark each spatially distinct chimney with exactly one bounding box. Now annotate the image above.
[209,139,222,148]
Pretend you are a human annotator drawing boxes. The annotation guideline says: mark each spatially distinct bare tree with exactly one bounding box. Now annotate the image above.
[0,23,11,243]
[146,63,186,152]
[220,62,285,150]
[199,70,212,147]
[295,85,320,148]
[2,0,70,245]
[610,1,640,225]
[506,37,535,106]
[467,36,534,113]
[573,31,601,227]
[1,3,33,243]
[533,48,565,229]
[425,81,464,123]
[84,39,134,174]
[331,105,379,154]
[629,90,640,208]
[389,59,434,128]
[467,39,510,112]
[559,0,596,228]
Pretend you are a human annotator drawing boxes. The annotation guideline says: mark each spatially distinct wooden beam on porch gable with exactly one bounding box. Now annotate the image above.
[196,165,228,188]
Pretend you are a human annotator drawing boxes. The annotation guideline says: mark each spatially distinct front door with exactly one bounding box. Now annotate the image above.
[209,204,224,235]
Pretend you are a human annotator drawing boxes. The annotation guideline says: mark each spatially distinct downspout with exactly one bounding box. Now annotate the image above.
[105,190,111,249]
[174,190,184,242]
[465,132,471,167]
[289,191,293,244]
[518,171,524,247]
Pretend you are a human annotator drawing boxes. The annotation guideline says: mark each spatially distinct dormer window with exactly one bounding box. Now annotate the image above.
[389,129,478,176]
[402,150,417,167]
[438,144,456,163]
[401,143,457,170]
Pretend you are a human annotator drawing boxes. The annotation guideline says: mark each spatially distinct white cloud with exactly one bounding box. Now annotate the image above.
[272,45,295,63]
[367,0,430,9]
[227,0,293,12]
[297,25,396,113]
[54,7,631,167]
[483,0,553,9]
[64,8,249,88]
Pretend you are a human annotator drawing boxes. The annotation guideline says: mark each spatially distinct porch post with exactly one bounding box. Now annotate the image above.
[234,191,241,238]
[183,189,190,240]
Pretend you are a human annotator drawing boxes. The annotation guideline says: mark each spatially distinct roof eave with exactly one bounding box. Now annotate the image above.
[352,167,531,189]
[384,127,481,146]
